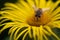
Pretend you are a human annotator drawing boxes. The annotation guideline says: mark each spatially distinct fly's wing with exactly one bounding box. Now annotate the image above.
[32,5,38,11]
[32,5,50,12]
[42,8,50,12]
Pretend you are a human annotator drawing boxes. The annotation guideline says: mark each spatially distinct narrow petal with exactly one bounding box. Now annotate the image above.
[0,23,14,33]
[32,27,37,40]
[43,34,48,40]
[34,0,39,7]
[10,27,18,40]
[28,26,32,38]
[16,29,28,40]
[45,26,60,40]
[8,25,17,34]
[51,7,60,18]
[50,1,60,13]
[22,31,28,40]
[46,0,53,7]
[39,0,46,8]
[39,25,43,40]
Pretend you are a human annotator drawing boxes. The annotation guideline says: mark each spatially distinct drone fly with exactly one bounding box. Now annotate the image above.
[35,8,42,18]
[32,5,50,21]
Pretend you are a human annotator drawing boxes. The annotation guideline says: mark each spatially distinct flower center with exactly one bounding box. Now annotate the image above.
[27,8,50,27]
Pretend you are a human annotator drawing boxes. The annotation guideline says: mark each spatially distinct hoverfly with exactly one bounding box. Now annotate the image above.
[32,5,50,21]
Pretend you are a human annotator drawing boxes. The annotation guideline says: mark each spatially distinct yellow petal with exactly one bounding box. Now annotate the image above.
[16,29,28,40]
[39,0,46,8]
[45,26,60,40]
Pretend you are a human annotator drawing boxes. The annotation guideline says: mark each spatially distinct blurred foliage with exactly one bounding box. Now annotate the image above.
[0,0,17,10]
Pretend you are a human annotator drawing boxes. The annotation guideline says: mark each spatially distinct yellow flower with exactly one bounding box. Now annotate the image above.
[0,0,60,40]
